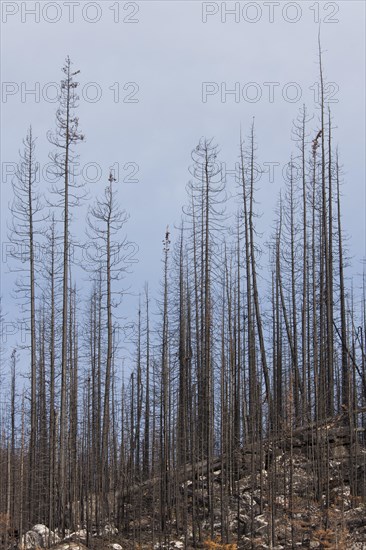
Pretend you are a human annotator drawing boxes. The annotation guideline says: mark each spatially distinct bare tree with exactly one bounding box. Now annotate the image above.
[86,173,130,518]
[8,127,44,525]
[48,56,85,534]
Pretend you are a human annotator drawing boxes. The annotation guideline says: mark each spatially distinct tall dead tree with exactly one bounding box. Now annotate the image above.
[160,228,170,541]
[335,152,349,410]
[48,56,84,533]
[8,127,43,525]
[86,172,130,518]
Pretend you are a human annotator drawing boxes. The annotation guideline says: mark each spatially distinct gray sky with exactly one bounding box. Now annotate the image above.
[1,1,365,359]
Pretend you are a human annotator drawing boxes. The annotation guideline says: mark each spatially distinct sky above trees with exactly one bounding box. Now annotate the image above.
[1,0,365,358]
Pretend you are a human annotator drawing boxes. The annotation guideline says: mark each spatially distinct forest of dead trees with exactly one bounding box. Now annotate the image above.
[0,45,365,548]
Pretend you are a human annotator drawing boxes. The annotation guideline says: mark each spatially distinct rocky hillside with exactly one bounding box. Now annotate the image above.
[6,426,366,550]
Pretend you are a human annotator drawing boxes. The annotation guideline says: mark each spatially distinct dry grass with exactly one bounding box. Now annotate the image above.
[203,538,238,549]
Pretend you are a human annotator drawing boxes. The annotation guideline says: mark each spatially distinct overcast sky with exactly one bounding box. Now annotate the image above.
[1,1,365,359]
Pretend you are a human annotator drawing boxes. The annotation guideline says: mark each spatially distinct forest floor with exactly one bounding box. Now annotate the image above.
[18,433,366,549]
